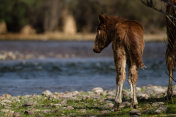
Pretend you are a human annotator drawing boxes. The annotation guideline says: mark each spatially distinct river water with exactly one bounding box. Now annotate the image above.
[0,41,175,95]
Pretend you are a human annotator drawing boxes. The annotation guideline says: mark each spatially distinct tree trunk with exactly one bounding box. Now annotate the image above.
[44,0,63,32]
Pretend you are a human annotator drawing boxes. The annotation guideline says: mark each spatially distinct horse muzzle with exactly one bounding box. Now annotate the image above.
[93,47,101,53]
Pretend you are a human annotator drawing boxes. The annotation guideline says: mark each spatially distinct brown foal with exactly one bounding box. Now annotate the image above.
[93,14,145,110]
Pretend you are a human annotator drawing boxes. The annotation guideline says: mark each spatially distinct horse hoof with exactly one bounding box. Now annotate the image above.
[167,95,173,103]
[113,107,120,111]
[133,105,138,109]
[113,103,120,111]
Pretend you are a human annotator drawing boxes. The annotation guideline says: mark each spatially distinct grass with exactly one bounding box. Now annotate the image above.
[0,92,176,117]
[0,32,167,42]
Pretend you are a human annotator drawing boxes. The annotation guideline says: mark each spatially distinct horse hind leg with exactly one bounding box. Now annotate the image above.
[114,56,126,111]
[127,64,138,108]
[166,47,175,101]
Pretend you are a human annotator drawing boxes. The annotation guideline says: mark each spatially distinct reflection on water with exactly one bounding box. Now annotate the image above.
[0,41,174,96]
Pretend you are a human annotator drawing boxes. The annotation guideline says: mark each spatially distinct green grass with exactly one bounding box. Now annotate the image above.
[0,93,176,117]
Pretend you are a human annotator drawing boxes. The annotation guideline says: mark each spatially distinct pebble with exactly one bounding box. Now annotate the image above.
[137,93,149,100]
[122,90,131,99]
[145,86,167,97]
[0,85,175,116]
[155,105,167,114]
[41,109,51,113]
[61,100,67,105]
[24,110,34,115]
[136,87,141,92]
[152,102,164,107]
[105,102,114,108]
[72,91,79,96]
[13,112,21,117]
[107,90,115,96]
[1,99,12,103]
[129,109,141,116]
[2,94,12,98]
[173,90,176,96]
[42,90,53,96]
[22,102,33,107]
[122,101,131,108]
[1,109,10,113]
[65,106,74,110]
[143,109,154,114]
[80,109,86,113]
[92,87,104,95]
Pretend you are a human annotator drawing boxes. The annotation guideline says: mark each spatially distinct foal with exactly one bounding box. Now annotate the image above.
[93,14,144,110]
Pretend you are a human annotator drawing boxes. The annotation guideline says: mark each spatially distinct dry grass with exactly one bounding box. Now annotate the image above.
[0,32,167,42]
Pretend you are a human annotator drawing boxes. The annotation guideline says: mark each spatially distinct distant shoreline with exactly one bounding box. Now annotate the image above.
[0,33,167,42]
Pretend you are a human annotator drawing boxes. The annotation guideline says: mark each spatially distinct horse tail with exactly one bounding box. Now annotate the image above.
[124,26,145,69]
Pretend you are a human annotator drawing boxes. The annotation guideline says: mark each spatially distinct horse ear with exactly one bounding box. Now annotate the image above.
[98,14,107,23]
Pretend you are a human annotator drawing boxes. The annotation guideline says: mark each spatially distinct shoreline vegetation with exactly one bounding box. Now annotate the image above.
[0,85,176,116]
[0,33,167,42]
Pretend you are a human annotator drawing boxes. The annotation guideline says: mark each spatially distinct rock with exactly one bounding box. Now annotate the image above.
[92,87,104,95]
[41,109,51,113]
[129,109,141,116]
[65,106,74,110]
[2,94,12,98]
[80,109,86,113]
[107,90,115,96]
[136,87,141,92]
[8,111,14,116]
[1,99,12,104]
[93,95,100,100]
[122,101,131,108]
[36,114,42,117]
[137,92,149,100]
[143,109,154,114]
[101,110,109,114]
[173,90,176,96]
[72,91,79,96]
[1,109,10,113]
[13,112,21,117]
[105,102,114,108]
[23,102,33,107]
[152,102,164,107]
[21,25,36,35]
[53,103,62,107]
[24,110,34,115]
[155,105,167,114]
[0,96,4,99]
[145,86,166,97]
[42,90,53,96]
[58,93,73,98]
[122,90,131,99]
[61,100,67,105]
[130,115,140,117]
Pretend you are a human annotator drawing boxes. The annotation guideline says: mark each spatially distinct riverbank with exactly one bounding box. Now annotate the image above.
[0,85,176,117]
[0,33,167,42]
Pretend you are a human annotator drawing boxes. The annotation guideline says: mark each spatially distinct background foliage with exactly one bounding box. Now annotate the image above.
[0,0,164,33]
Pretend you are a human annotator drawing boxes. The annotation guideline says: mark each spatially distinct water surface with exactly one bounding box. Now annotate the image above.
[0,41,175,95]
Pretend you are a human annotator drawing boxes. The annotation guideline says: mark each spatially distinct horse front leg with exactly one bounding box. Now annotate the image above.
[114,56,126,111]
[128,64,138,108]
[166,48,175,101]
[168,68,173,101]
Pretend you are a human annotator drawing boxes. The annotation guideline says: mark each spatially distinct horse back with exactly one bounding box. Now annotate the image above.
[115,20,145,68]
